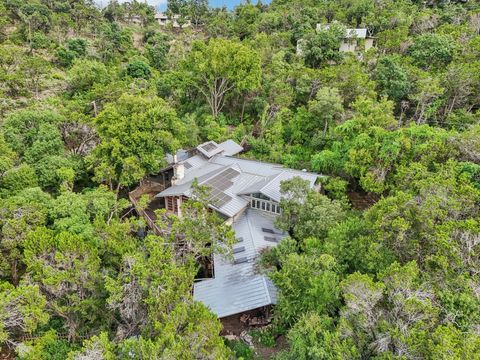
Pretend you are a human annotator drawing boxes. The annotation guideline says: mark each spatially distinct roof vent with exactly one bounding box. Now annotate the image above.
[233,246,246,254]
[264,236,278,243]
[234,257,248,264]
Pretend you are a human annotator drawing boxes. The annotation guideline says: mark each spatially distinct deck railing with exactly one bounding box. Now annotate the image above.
[129,179,166,235]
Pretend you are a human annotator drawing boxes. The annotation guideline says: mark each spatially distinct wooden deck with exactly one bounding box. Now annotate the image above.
[129,179,167,235]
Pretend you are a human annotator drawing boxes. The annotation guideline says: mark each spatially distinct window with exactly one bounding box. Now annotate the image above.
[250,198,281,215]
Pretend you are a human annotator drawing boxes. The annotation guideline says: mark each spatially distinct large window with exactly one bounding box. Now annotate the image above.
[249,196,281,214]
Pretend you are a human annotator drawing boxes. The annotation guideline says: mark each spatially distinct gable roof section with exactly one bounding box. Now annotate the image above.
[238,171,318,202]
[157,141,319,217]
[193,209,286,318]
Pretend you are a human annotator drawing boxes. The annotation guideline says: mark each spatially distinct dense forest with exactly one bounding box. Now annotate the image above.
[0,0,480,358]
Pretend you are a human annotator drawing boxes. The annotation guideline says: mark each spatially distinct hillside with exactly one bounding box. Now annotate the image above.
[0,0,480,359]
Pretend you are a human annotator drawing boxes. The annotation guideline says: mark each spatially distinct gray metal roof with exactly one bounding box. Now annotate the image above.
[193,209,287,318]
[156,140,322,317]
[157,140,319,217]
[238,171,317,202]
[317,24,368,38]
[217,139,244,156]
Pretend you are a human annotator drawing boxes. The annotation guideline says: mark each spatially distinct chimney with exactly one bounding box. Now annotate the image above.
[172,162,185,184]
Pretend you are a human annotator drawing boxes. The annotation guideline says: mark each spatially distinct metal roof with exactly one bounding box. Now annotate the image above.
[197,141,224,158]
[238,171,317,202]
[217,139,244,156]
[156,140,322,317]
[317,24,368,39]
[193,209,287,318]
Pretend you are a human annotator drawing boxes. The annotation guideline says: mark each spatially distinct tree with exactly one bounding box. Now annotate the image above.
[0,189,49,284]
[187,0,208,27]
[143,31,170,71]
[24,228,102,341]
[87,94,187,191]
[0,165,38,196]
[375,55,410,101]
[165,189,236,262]
[56,39,88,68]
[0,44,28,97]
[125,59,151,79]
[67,332,115,360]
[68,59,109,93]
[278,313,358,360]
[182,39,261,117]
[0,282,49,347]
[104,234,232,358]
[270,254,341,326]
[302,24,346,68]
[365,161,479,265]
[234,1,261,39]
[307,86,344,136]
[408,33,455,70]
[22,56,49,99]
[0,131,15,176]
[276,177,347,240]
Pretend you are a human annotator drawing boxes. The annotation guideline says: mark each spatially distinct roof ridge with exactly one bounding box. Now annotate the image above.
[261,276,272,305]
[259,172,284,193]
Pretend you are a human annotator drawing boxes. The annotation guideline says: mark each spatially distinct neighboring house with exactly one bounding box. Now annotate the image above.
[317,24,375,53]
[155,12,191,28]
[153,140,320,319]
[128,15,141,24]
[297,24,375,56]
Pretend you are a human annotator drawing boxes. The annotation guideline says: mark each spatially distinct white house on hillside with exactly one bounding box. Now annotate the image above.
[155,12,191,28]
[297,23,375,56]
[317,24,375,53]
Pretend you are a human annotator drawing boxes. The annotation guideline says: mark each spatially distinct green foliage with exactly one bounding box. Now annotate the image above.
[277,177,347,239]
[270,253,341,326]
[1,0,480,357]
[225,339,254,359]
[0,164,38,195]
[408,33,455,70]
[182,38,261,117]
[126,59,152,79]
[250,327,276,347]
[375,55,410,101]
[278,313,358,360]
[55,38,88,67]
[87,94,187,190]
[143,31,170,70]
[18,330,76,360]
[68,59,109,93]
[24,227,102,340]
[0,282,49,345]
[303,24,346,68]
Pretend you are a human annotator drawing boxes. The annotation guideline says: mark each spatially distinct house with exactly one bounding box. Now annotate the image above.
[155,12,191,28]
[297,24,375,56]
[317,24,375,53]
[153,140,320,319]
[129,15,142,24]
